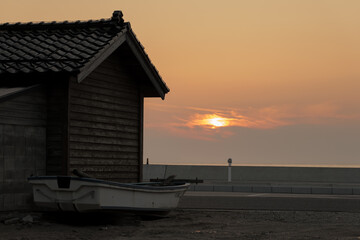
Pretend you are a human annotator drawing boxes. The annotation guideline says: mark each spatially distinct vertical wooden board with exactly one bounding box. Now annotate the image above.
[24,126,35,171]
[46,81,69,176]
[65,79,70,176]
[3,124,14,145]
[138,94,144,182]
[3,125,15,172]
[0,193,4,211]
[25,126,46,176]
[35,127,46,173]
[0,125,4,184]
[14,126,28,168]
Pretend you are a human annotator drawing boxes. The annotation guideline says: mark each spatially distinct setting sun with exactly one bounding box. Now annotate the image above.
[193,114,231,129]
[207,116,228,128]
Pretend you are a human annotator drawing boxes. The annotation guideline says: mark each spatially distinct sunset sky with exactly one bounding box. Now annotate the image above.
[1,0,360,166]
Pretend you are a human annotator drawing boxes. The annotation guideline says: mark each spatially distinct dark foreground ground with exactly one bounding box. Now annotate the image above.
[1,210,360,240]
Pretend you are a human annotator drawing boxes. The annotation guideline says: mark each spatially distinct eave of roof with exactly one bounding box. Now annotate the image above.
[0,84,41,103]
[125,24,170,99]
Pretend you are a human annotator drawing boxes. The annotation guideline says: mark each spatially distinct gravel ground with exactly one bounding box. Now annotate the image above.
[1,210,360,240]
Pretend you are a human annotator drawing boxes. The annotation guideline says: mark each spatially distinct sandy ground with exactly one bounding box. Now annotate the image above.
[1,210,360,240]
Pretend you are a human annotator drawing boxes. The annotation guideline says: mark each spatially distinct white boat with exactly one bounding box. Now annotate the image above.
[28,176,190,214]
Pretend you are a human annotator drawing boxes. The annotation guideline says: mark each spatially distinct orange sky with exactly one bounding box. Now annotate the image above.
[1,0,360,166]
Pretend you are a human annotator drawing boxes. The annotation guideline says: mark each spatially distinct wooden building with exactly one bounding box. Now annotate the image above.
[0,11,169,210]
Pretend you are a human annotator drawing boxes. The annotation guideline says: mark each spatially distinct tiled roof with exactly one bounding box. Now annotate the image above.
[0,11,169,98]
[0,11,126,75]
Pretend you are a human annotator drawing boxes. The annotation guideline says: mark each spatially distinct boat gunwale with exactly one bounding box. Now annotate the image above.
[28,176,190,191]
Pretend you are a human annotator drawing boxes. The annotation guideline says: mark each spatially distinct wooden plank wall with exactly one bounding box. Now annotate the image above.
[68,54,142,182]
[0,87,46,126]
[0,87,46,210]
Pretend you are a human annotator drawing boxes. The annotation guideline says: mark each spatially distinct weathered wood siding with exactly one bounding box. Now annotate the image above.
[0,87,46,126]
[68,54,142,182]
[0,87,46,210]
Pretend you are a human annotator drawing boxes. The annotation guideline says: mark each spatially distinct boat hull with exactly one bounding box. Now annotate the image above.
[28,176,190,213]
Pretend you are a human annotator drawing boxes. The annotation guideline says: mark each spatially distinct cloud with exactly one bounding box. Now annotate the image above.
[144,102,360,140]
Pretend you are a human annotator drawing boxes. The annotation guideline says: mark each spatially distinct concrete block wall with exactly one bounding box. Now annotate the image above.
[143,165,229,182]
[143,164,360,184]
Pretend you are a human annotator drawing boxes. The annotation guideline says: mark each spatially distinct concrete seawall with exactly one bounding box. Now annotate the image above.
[143,164,360,184]
[143,164,360,195]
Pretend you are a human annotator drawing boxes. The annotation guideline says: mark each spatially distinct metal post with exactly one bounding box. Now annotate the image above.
[228,158,232,182]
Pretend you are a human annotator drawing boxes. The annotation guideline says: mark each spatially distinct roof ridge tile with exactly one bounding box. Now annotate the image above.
[0,15,122,30]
